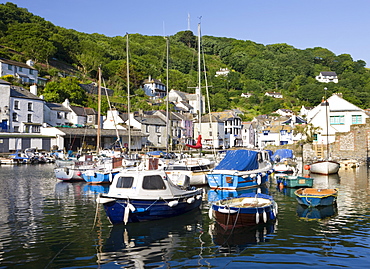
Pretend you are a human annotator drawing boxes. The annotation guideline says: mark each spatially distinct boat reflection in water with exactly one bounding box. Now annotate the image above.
[96,209,202,267]
[296,204,338,220]
[207,185,269,203]
[82,184,109,196]
[209,221,277,253]
[311,173,340,189]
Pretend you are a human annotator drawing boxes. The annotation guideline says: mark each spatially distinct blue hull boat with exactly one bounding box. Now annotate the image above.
[97,170,203,224]
[207,150,274,190]
[294,188,338,207]
[82,169,120,184]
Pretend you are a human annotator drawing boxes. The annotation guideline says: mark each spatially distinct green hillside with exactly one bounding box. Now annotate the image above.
[1,2,370,120]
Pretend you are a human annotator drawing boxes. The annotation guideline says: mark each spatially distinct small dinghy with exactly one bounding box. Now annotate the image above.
[294,188,338,207]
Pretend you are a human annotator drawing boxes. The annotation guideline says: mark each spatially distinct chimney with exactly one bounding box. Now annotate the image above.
[26,59,34,67]
[30,84,37,95]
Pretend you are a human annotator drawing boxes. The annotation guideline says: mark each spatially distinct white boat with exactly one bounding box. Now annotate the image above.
[97,169,203,224]
[309,160,340,175]
[164,157,214,186]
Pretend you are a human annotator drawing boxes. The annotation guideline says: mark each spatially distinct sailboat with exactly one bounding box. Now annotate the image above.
[309,88,340,175]
[164,23,215,186]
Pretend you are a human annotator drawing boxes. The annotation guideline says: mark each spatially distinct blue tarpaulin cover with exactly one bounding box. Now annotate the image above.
[215,149,259,171]
[272,149,293,162]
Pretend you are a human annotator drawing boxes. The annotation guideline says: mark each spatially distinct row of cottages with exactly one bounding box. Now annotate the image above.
[194,110,243,149]
[252,114,307,148]
[0,79,147,153]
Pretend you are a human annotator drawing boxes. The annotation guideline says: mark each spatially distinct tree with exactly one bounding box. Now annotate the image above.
[42,77,87,105]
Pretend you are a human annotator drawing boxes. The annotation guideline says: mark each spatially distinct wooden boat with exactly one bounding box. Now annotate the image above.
[210,193,278,229]
[97,169,203,224]
[309,160,340,175]
[294,188,338,207]
[207,149,274,190]
[276,175,313,188]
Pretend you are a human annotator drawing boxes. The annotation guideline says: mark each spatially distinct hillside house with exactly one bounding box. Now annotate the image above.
[141,76,166,99]
[315,71,338,83]
[241,92,252,98]
[0,58,38,85]
[215,68,230,77]
[265,92,283,98]
[168,89,205,115]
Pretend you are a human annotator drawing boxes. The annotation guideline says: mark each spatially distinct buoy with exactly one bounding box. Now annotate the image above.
[255,211,260,224]
[304,165,310,170]
[76,171,81,176]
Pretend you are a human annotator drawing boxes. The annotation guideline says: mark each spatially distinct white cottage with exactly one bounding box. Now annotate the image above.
[306,93,369,144]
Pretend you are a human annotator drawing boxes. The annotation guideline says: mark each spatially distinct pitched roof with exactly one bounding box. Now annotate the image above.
[45,102,70,111]
[320,71,337,76]
[0,58,36,70]
[10,86,42,100]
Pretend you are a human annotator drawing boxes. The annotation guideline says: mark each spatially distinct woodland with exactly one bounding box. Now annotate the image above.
[1,2,370,121]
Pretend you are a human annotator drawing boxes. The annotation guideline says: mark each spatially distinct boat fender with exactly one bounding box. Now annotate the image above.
[257,188,261,193]
[168,200,179,207]
[263,210,267,223]
[187,197,195,204]
[123,206,130,225]
[127,203,136,212]
[261,173,266,177]
[196,194,202,200]
[208,207,214,219]
[250,173,256,179]
[273,201,278,216]
[257,174,262,185]
[256,211,260,224]
[218,207,238,214]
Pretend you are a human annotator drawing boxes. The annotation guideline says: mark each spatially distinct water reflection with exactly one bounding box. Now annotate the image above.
[96,209,203,268]
[296,204,338,220]
[209,221,277,253]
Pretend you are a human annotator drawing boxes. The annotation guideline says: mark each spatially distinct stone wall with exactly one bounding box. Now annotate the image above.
[331,118,370,162]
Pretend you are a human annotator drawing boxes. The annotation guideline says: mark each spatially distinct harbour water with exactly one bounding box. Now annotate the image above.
[1,163,370,268]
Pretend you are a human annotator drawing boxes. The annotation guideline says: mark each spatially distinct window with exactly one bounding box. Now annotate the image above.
[28,102,32,111]
[330,116,344,125]
[12,113,18,122]
[116,176,134,188]
[209,131,212,136]
[14,126,19,132]
[280,130,287,135]
[155,125,160,133]
[157,136,161,144]
[57,112,63,119]
[64,112,68,119]
[142,175,166,190]
[14,100,19,110]
[29,69,33,75]
[146,125,149,133]
[27,114,32,123]
[19,67,23,72]
[87,115,93,122]
[33,125,40,133]
[352,115,362,124]
[8,64,12,70]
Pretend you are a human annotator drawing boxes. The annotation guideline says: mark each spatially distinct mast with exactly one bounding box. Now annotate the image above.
[166,36,170,153]
[96,66,101,153]
[324,87,329,159]
[126,33,131,155]
[197,23,202,136]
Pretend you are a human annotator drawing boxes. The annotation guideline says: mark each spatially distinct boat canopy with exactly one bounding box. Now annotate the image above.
[214,150,259,171]
[272,149,293,162]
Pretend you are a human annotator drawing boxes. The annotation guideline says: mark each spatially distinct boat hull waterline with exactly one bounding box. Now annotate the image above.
[294,188,338,207]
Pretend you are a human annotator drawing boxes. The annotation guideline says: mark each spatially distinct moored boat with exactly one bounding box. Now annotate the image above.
[294,188,338,207]
[207,149,274,190]
[276,175,313,188]
[97,169,203,224]
[209,192,278,229]
[308,160,340,175]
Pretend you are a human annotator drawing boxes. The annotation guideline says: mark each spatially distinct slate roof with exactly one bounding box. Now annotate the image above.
[69,106,97,116]
[10,86,42,100]
[0,58,37,70]
[320,71,337,76]
[48,127,147,137]
[45,102,70,112]
[0,79,11,85]
[133,115,166,126]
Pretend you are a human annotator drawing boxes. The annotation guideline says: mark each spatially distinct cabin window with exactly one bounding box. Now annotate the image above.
[352,115,362,124]
[142,175,166,190]
[116,176,134,188]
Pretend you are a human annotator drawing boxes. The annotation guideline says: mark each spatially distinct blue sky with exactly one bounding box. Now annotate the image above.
[3,0,370,66]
